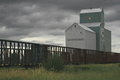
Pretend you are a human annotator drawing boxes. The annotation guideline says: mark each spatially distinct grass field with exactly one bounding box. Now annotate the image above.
[0,63,120,80]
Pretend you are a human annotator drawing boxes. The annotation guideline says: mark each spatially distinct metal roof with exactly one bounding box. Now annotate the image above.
[77,23,95,33]
[66,23,95,33]
[81,22,101,27]
[80,8,102,13]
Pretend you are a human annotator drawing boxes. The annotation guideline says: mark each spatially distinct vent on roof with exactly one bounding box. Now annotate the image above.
[74,25,76,28]
[80,32,82,33]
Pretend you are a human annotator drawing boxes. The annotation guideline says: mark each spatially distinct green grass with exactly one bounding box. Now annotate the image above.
[0,63,120,80]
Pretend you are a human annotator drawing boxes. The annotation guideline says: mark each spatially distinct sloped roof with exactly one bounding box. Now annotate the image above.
[66,23,95,33]
[77,23,95,33]
[80,8,102,14]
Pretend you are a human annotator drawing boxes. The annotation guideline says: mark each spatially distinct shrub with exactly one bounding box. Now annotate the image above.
[43,54,64,72]
[118,64,120,67]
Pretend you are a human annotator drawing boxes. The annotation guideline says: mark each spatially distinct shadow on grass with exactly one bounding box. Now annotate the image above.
[0,77,24,80]
[64,65,90,72]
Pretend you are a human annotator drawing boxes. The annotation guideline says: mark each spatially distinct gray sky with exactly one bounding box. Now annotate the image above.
[0,0,120,52]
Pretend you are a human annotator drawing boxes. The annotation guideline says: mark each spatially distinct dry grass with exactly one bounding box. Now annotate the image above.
[0,63,120,80]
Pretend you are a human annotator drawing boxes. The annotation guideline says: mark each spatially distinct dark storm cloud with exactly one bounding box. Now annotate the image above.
[0,2,71,38]
[104,5,120,22]
[0,0,120,23]
[0,0,120,50]
[0,27,30,39]
[1,0,120,10]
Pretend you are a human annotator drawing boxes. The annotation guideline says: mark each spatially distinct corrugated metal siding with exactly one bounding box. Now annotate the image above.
[85,30,96,50]
[104,29,111,52]
[89,27,101,50]
[65,24,86,49]
[80,12,102,23]
[65,23,96,50]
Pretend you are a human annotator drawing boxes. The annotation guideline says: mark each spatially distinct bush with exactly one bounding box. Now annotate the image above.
[118,64,120,67]
[43,54,64,72]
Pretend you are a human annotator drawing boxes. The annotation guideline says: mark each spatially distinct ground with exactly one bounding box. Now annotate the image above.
[0,63,120,80]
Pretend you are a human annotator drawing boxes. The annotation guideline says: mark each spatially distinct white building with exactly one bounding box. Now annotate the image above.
[65,23,96,50]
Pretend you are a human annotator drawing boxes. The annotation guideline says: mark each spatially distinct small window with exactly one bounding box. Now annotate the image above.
[74,25,76,28]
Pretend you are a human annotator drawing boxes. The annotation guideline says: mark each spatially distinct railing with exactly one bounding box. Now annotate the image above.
[0,39,120,67]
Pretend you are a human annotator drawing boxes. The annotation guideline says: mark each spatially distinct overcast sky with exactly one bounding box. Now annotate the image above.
[0,0,120,52]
